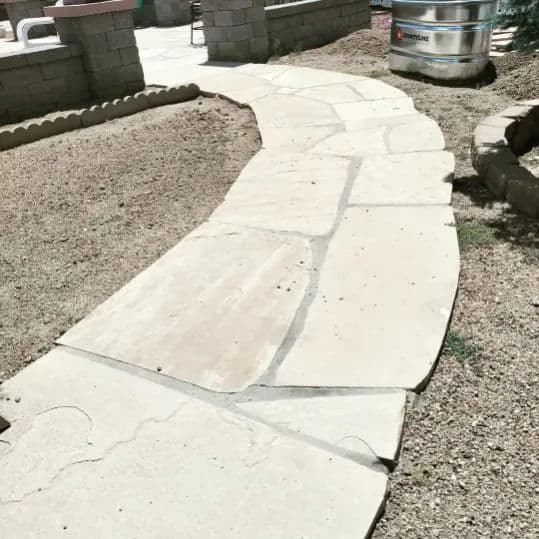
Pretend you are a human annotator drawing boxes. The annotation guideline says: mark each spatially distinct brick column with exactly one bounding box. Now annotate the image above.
[3,0,53,39]
[45,0,145,100]
[202,0,269,63]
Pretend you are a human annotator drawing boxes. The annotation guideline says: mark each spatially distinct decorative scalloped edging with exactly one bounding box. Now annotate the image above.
[0,83,201,152]
[471,99,539,218]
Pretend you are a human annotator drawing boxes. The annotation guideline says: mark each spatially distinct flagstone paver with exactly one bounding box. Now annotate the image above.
[210,151,352,236]
[0,348,387,538]
[350,151,455,205]
[0,58,459,538]
[58,221,312,393]
[237,391,406,463]
[274,205,459,390]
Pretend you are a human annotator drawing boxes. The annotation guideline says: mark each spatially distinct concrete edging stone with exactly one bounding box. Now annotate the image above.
[471,99,539,218]
[0,83,200,151]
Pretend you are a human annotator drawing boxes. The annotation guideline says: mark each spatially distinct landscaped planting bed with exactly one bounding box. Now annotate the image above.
[0,96,260,380]
[272,14,539,538]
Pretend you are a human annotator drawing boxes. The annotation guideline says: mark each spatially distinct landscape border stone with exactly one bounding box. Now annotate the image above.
[471,99,539,218]
[0,82,200,151]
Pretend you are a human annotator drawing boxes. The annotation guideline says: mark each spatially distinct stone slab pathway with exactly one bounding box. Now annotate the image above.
[0,62,459,537]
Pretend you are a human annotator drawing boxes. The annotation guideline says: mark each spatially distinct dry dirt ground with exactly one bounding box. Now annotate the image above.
[273,14,539,539]
[0,97,260,381]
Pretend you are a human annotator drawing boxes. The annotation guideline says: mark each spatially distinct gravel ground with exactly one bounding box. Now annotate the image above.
[0,96,260,380]
[273,15,539,539]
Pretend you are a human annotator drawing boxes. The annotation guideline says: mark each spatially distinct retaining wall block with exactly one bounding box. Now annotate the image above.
[169,83,201,101]
[483,161,516,199]
[506,172,539,218]
[472,124,509,148]
[0,83,201,152]
[509,116,537,156]
[101,100,121,120]
[146,88,173,107]
[0,126,27,149]
[499,104,534,120]
[471,145,518,174]
[479,115,518,141]
[81,105,106,127]
[35,119,59,139]
[123,94,150,115]
[54,113,82,133]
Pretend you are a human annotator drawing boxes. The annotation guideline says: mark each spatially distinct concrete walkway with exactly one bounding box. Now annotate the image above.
[135,24,240,86]
[0,59,459,536]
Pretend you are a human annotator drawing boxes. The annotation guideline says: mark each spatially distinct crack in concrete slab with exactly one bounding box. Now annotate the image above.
[0,400,189,506]
[0,405,93,460]
[232,403,388,474]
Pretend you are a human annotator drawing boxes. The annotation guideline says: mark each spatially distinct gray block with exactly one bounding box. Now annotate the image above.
[112,10,134,30]
[40,57,84,80]
[80,32,109,53]
[117,62,144,83]
[106,28,137,50]
[214,10,246,26]
[0,52,28,71]
[0,66,43,89]
[84,50,122,72]
[25,45,71,66]
[506,172,539,218]
[125,80,145,93]
[119,46,140,66]
[79,13,115,35]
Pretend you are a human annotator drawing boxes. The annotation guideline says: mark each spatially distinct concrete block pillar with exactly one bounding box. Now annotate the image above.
[202,0,269,63]
[3,0,54,39]
[45,0,145,100]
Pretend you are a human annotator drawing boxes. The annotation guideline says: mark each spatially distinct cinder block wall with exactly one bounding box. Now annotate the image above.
[266,0,370,55]
[54,10,145,99]
[0,44,89,125]
[202,0,369,61]
[202,0,269,63]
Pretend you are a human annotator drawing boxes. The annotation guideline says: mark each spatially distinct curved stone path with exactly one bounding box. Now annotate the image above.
[0,65,459,538]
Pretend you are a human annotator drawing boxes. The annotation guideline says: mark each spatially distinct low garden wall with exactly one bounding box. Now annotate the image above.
[0,0,145,126]
[0,44,89,125]
[471,100,539,218]
[265,0,370,55]
[203,0,370,62]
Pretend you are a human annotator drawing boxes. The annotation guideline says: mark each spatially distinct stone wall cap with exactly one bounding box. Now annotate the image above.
[44,0,136,18]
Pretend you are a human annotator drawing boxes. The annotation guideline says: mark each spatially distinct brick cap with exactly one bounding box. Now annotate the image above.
[44,0,136,18]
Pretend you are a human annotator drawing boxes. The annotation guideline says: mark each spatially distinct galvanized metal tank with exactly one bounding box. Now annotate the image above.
[389,0,499,80]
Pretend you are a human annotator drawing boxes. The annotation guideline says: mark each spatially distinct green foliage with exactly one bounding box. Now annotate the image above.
[444,331,481,362]
[496,0,539,51]
[457,221,496,251]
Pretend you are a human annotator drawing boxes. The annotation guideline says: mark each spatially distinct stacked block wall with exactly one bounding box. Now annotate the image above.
[202,0,269,63]
[55,10,145,100]
[0,44,89,125]
[265,0,371,55]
